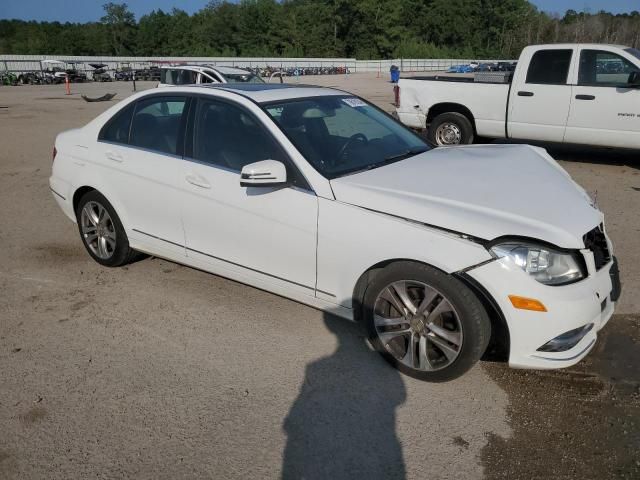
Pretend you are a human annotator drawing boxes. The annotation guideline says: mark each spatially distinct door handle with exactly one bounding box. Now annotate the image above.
[185,173,211,189]
[517,91,534,97]
[575,94,596,100]
[105,151,123,163]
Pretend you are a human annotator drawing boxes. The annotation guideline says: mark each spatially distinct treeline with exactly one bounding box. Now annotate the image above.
[1,1,640,60]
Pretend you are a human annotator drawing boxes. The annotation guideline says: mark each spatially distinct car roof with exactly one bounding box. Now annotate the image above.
[206,83,347,103]
[155,83,348,103]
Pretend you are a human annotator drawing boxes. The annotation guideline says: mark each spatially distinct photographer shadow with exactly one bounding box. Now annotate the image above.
[282,313,407,480]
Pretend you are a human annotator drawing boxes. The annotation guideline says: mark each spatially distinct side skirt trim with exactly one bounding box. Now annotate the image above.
[132,228,318,293]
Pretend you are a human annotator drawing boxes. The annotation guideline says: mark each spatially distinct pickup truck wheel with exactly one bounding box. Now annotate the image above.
[428,113,474,146]
[362,261,490,382]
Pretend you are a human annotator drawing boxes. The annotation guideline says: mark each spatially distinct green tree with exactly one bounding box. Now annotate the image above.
[101,2,136,55]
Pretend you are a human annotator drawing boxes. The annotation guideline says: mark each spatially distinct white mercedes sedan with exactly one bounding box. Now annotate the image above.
[50,83,620,381]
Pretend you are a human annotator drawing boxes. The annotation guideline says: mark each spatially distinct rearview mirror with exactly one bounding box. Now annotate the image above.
[240,160,287,187]
[627,71,640,87]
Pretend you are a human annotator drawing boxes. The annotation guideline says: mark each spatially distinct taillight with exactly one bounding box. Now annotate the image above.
[52,146,57,163]
[393,85,400,108]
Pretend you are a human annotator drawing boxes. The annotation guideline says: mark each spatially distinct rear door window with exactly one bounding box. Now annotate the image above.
[99,103,134,144]
[130,96,188,155]
[526,49,573,85]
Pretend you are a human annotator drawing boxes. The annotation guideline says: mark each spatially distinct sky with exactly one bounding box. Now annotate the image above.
[0,0,638,23]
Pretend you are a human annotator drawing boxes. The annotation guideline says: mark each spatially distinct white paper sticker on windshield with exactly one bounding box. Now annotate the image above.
[342,97,367,108]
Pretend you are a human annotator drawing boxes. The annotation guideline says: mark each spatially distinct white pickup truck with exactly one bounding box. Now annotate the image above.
[395,44,640,149]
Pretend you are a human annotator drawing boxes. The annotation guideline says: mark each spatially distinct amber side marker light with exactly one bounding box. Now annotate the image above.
[508,295,548,312]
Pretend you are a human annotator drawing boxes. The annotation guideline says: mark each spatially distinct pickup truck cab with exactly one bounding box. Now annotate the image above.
[396,44,640,149]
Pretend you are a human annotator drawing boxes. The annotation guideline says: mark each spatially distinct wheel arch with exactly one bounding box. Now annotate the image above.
[72,185,97,214]
[351,258,510,361]
[351,258,450,322]
[72,185,131,234]
[455,273,510,362]
[427,103,477,134]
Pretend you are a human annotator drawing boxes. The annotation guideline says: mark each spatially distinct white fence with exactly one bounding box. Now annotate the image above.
[0,54,512,75]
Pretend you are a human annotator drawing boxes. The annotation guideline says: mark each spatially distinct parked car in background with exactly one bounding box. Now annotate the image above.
[134,63,162,81]
[446,63,476,73]
[90,63,112,82]
[158,65,264,87]
[115,63,134,81]
[63,61,87,83]
[41,60,67,83]
[17,71,46,85]
[395,43,640,149]
[50,83,619,381]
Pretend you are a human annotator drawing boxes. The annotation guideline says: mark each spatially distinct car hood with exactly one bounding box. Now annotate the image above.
[330,144,602,248]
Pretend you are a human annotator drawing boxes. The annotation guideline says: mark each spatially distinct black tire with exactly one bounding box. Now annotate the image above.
[75,190,137,267]
[427,112,474,146]
[361,261,491,382]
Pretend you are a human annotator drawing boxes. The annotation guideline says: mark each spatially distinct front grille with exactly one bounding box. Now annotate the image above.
[583,224,611,270]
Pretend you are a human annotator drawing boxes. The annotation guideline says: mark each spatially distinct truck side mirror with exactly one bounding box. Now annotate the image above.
[627,71,640,87]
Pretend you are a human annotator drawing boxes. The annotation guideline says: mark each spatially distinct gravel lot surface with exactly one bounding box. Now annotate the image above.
[0,75,638,479]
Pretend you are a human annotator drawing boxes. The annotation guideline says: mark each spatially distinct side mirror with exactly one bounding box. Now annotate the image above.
[627,71,640,87]
[240,160,287,188]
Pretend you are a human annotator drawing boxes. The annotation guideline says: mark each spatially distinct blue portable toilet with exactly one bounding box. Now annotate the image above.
[390,65,400,83]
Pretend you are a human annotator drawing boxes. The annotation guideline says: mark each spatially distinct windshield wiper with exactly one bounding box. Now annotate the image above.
[384,147,429,162]
[332,147,429,178]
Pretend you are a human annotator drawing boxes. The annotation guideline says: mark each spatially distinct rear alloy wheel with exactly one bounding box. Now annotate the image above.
[75,190,137,267]
[363,262,490,382]
[427,112,474,146]
[80,201,117,260]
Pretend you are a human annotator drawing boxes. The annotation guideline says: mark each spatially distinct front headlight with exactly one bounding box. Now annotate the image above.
[490,242,585,286]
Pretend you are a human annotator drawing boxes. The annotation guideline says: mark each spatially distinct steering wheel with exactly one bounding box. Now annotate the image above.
[336,133,369,164]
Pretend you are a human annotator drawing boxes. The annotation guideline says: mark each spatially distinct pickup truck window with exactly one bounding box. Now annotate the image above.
[526,49,572,85]
[579,50,638,86]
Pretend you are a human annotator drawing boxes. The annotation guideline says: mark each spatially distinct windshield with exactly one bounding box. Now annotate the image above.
[264,95,429,179]
[625,48,640,63]
[222,72,264,83]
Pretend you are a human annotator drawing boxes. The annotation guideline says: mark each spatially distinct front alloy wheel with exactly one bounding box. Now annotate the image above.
[363,262,490,382]
[374,280,463,372]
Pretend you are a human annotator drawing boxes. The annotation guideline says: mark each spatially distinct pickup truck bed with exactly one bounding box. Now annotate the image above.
[397,78,510,139]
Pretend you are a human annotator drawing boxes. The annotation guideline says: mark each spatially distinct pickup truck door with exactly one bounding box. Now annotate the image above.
[565,47,640,148]
[507,48,575,143]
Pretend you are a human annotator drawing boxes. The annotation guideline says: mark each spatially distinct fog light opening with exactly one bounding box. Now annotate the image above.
[537,323,595,353]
